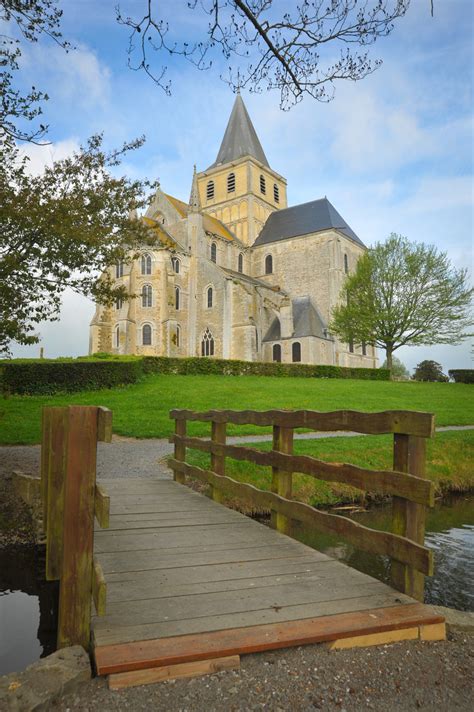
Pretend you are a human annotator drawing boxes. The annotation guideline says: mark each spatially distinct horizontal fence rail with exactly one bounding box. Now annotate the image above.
[169,408,436,602]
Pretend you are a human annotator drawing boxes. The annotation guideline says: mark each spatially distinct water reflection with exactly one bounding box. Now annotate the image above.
[291,495,474,612]
[0,548,58,675]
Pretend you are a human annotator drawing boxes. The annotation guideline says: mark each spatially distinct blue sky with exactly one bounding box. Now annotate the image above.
[11,0,473,372]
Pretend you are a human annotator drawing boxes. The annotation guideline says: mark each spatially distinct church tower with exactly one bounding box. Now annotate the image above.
[197,94,287,245]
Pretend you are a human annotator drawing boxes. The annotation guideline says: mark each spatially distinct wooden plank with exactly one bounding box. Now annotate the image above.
[93,592,417,647]
[95,485,110,529]
[419,622,446,641]
[271,426,294,533]
[210,421,226,502]
[326,627,419,650]
[93,558,107,616]
[57,406,99,650]
[171,435,434,506]
[104,563,360,603]
[170,409,435,438]
[40,407,53,534]
[97,407,113,443]
[172,419,186,484]
[391,435,428,600]
[170,459,433,575]
[98,542,328,575]
[45,407,68,581]
[108,655,240,690]
[94,603,444,674]
[96,579,395,628]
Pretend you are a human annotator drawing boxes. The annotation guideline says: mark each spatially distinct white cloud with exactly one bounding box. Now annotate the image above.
[18,139,80,176]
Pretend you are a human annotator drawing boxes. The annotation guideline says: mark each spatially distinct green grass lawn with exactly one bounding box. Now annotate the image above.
[185,430,474,510]
[0,373,473,444]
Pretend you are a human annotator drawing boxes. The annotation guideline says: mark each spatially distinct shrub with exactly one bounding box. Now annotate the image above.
[142,356,390,381]
[448,369,474,384]
[0,359,144,395]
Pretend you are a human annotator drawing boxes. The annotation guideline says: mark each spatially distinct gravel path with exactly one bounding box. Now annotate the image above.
[1,425,472,482]
[55,631,474,711]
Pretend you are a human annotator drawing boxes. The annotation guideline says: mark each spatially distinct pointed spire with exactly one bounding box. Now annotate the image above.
[207,94,269,169]
[189,164,201,213]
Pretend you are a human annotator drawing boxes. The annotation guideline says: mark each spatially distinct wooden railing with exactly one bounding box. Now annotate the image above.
[169,408,436,602]
[40,405,112,650]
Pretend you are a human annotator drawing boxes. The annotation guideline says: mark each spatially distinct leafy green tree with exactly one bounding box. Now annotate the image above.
[413,360,448,382]
[0,135,157,355]
[330,234,473,372]
[381,356,409,379]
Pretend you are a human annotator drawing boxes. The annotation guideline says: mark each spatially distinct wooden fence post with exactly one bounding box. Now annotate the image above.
[210,421,227,503]
[40,407,53,536]
[173,419,187,484]
[271,426,294,534]
[57,406,99,650]
[45,407,69,581]
[391,433,427,601]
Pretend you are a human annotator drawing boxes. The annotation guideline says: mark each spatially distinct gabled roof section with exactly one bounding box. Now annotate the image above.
[142,217,179,249]
[253,198,365,248]
[164,193,189,218]
[263,297,329,343]
[207,94,269,170]
[203,213,239,243]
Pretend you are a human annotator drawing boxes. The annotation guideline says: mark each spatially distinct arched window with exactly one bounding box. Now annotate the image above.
[206,180,215,200]
[115,325,120,348]
[201,328,215,357]
[141,253,152,275]
[141,284,152,307]
[115,297,123,310]
[207,286,213,308]
[273,183,279,203]
[265,254,273,275]
[292,342,301,363]
[349,339,354,353]
[115,260,124,278]
[344,253,349,274]
[238,253,244,273]
[273,344,281,362]
[227,172,235,193]
[176,324,181,348]
[362,341,367,356]
[142,324,152,346]
[260,174,266,194]
[175,286,180,310]
[210,242,217,263]
[171,256,180,274]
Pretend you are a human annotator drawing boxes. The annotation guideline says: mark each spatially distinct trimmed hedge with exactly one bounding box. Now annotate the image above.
[449,369,474,384]
[0,359,144,395]
[141,356,390,381]
[0,355,390,395]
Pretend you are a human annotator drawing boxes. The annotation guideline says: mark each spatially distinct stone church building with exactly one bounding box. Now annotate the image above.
[90,95,377,368]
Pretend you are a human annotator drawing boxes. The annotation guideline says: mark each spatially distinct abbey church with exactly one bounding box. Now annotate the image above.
[89,95,377,368]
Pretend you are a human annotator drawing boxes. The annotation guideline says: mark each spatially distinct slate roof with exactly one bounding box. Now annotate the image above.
[263,297,328,342]
[254,198,365,248]
[207,94,269,169]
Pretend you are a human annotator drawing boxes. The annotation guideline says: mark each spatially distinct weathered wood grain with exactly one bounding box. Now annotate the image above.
[170,409,435,437]
[57,406,99,650]
[94,603,443,673]
[391,434,427,601]
[169,459,433,575]
[171,435,434,506]
[45,407,68,581]
[40,407,53,534]
[172,419,187,484]
[210,420,226,502]
[271,426,294,533]
[108,655,240,689]
[95,485,110,529]
[97,407,113,443]
[93,558,107,616]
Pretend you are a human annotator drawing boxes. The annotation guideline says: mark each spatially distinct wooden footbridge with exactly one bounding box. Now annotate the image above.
[38,405,445,689]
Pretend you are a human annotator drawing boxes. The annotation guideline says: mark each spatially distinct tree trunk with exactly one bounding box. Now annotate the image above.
[386,346,394,378]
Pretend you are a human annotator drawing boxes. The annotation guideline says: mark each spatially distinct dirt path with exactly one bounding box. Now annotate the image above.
[54,631,473,711]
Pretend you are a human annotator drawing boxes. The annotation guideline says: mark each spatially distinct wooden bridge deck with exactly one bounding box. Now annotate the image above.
[92,477,444,678]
